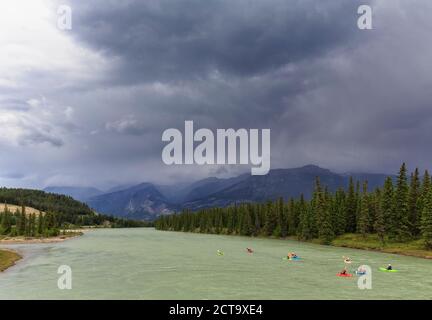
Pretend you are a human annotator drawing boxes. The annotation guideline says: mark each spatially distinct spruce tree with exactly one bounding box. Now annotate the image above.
[287,198,297,236]
[312,177,323,229]
[346,177,357,233]
[420,170,431,219]
[297,194,309,239]
[317,187,334,244]
[319,202,334,244]
[277,197,287,237]
[37,213,44,236]
[358,181,369,238]
[1,211,12,235]
[240,209,253,236]
[253,205,260,236]
[18,207,26,236]
[374,188,386,245]
[408,168,421,236]
[382,177,394,233]
[264,201,277,236]
[393,163,411,241]
[421,188,432,249]
[333,188,346,235]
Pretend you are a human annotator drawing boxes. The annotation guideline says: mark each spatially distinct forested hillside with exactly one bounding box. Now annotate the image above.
[0,188,93,221]
[156,163,432,251]
[0,188,149,237]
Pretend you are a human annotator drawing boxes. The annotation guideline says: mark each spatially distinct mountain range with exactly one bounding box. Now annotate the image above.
[44,165,394,221]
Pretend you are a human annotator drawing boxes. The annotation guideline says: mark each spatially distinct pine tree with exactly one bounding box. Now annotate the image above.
[319,201,334,244]
[408,168,421,236]
[277,197,287,237]
[240,209,253,236]
[1,211,12,235]
[37,213,44,236]
[253,205,261,236]
[264,201,277,236]
[18,207,26,236]
[333,188,346,235]
[393,163,411,241]
[358,181,369,238]
[287,198,297,236]
[419,170,431,219]
[374,188,386,245]
[297,194,309,239]
[30,213,37,237]
[382,177,394,232]
[316,186,334,244]
[420,188,432,249]
[313,177,323,229]
[346,177,357,233]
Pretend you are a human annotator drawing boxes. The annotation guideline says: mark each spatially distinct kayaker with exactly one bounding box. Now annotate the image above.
[357,266,366,274]
[386,264,392,271]
[246,248,254,253]
[340,266,348,275]
[343,256,352,264]
[287,252,297,259]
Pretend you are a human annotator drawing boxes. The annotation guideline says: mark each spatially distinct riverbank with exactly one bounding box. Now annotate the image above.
[329,233,432,259]
[0,249,22,272]
[158,228,432,259]
[0,231,83,245]
[248,232,432,259]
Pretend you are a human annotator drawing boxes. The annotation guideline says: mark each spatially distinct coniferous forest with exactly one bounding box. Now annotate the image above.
[0,188,149,237]
[155,163,432,250]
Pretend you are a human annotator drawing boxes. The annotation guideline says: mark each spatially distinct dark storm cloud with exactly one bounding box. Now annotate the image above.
[4,0,432,188]
[65,0,367,84]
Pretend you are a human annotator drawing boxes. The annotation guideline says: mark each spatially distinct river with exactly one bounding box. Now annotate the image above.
[0,228,431,299]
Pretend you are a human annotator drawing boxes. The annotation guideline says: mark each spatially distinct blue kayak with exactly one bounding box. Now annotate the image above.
[282,256,302,261]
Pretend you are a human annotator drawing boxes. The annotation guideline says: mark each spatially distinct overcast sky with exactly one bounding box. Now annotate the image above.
[1,0,432,190]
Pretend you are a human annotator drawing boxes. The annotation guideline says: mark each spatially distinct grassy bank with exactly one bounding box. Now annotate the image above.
[161,227,432,259]
[0,249,22,272]
[0,231,83,244]
[330,233,432,259]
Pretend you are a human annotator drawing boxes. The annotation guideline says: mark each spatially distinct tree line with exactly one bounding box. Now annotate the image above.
[0,204,61,237]
[0,188,151,237]
[155,163,432,249]
[0,204,150,237]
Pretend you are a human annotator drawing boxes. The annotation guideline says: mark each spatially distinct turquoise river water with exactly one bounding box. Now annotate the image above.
[0,228,431,299]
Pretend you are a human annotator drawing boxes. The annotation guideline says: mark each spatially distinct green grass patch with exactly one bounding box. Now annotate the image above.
[0,249,22,272]
[332,233,432,259]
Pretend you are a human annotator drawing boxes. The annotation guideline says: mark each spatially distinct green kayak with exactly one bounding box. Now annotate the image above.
[379,267,399,272]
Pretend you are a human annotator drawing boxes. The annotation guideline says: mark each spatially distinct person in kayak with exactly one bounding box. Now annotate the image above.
[339,266,348,275]
[246,248,254,253]
[386,264,392,271]
[357,266,366,274]
[287,252,298,260]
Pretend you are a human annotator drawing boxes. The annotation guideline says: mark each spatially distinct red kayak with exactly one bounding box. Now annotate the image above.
[336,273,353,277]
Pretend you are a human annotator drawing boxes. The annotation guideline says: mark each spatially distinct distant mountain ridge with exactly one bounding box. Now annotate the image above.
[43,186,103,202]
[46,165,395,221]
[82,183,175,220]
